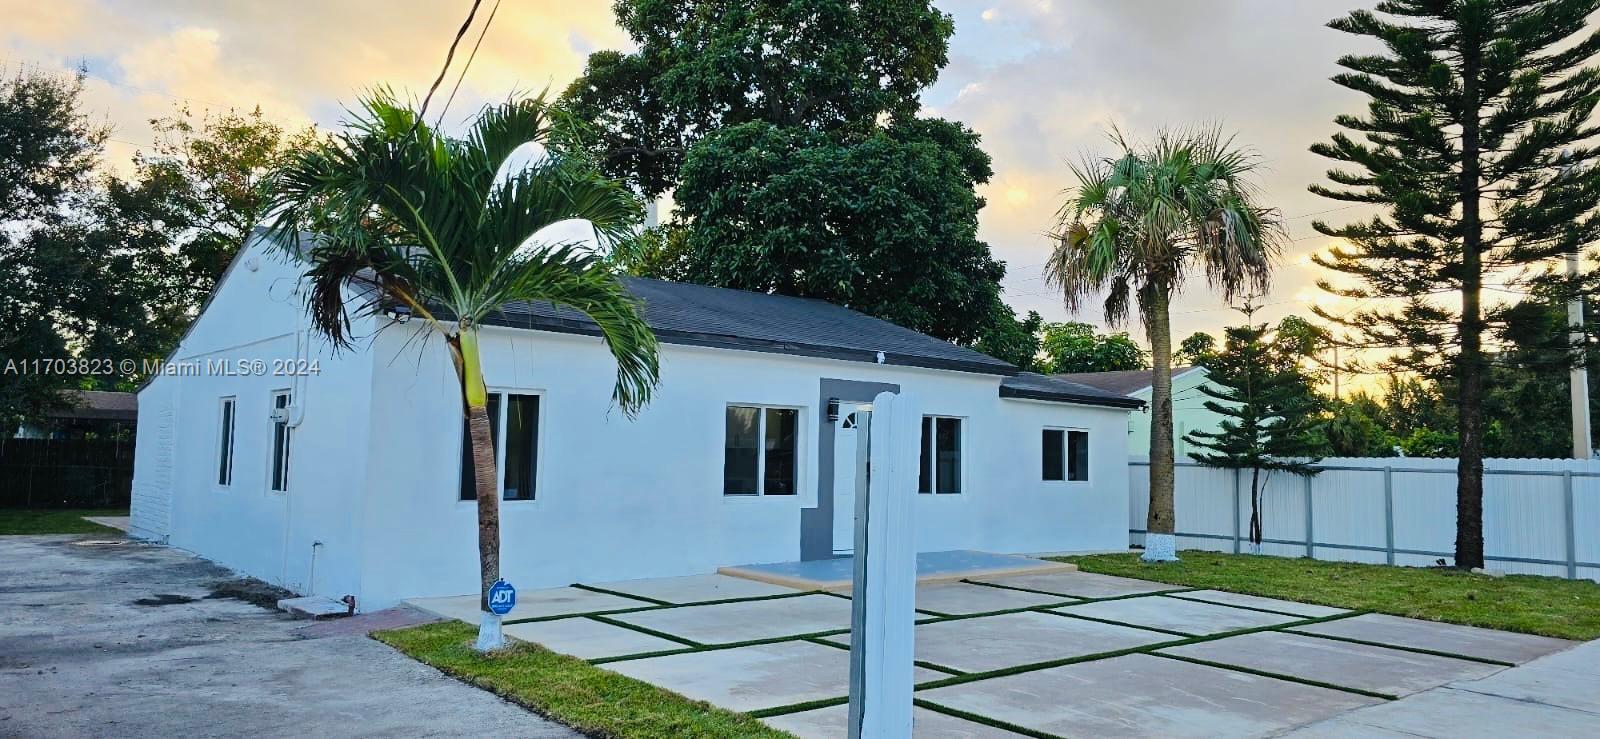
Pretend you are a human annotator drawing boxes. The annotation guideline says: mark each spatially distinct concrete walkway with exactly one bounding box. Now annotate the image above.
[1283,638,1600,737]
[0,535,579,739]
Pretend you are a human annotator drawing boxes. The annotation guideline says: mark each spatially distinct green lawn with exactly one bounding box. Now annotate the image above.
[0,508,126,535]
[374,622,794,738]
[1057,551,1600,641]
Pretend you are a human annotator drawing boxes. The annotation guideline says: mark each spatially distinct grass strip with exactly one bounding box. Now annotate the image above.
[570,582,673,606]
[586,614,702,648]
[1148,651,1398,701]
[0,508,126,535]
[588,627,854,665]
[1038,608,1195,637]
[744,695,849,719]
[963,578,1197,604]
[373,621,795,738]
[1057,551,1600,641]
[1160,592,1344,619]
[1286,629,1516,666]
[503,588,823,625]
[913,698,1065,739]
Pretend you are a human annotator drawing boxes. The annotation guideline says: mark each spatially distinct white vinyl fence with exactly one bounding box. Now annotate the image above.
[1129,456,1600,582]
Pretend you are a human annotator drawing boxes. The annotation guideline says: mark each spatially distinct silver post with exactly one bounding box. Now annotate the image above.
[1384,466,1395,566]
[1564,470,1578,580]
[1304,474,1314,558]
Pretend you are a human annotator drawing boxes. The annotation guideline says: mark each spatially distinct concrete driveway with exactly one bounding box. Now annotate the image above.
[0,535,577,739]
[409,567,1592,738]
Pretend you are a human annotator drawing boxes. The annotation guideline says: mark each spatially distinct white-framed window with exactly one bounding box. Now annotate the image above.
[269,389,292,492]
[1042,427,1090,482]
[216,397,236,487]
[918,415,963,494]
[459,392,540,502]
[724,405,800,496]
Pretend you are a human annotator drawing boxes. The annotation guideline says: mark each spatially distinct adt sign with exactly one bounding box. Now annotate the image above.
[487,579,516,616]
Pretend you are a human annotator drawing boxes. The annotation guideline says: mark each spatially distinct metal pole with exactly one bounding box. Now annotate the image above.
[1304,474,1315,558]
[1569,252,1591,459]
[1564,470,1578,580]
[1232,468,1242,554]
[1384,466,1396,565]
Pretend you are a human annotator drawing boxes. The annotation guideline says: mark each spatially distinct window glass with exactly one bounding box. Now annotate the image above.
[724,406,761,494]
[270,391,292,492]
[217,399,235,486]
[918,416,933,493]
[459,394,502,501]
[763,408,797,495]
[1068,430,1090,482]
[503,395,538,500]
[1042,429,1064,481]
[935,417,962,494]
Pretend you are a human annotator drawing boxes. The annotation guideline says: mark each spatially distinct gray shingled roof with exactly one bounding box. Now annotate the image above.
[999,373,1146,409]
[484,277,1019,376]
[1051,366,1201,396]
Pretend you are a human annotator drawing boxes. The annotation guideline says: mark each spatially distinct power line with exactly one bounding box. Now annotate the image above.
[413,0,487,131]
[438,0,504,125]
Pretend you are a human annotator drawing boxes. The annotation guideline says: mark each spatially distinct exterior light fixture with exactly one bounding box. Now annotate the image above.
[827,398,841,422]
[384,305,413,324]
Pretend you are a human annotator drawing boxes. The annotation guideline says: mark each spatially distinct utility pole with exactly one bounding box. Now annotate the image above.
[1569,250,1591,459]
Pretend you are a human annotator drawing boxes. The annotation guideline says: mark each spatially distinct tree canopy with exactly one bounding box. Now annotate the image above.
[1037,321,1147,374]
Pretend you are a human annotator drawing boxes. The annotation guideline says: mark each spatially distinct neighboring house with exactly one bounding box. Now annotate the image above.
[12,390,138,440]
[130,234,1142,609]
[1053,366,1226,458]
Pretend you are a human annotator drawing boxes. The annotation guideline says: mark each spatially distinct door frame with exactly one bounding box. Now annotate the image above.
[801,378,899,560]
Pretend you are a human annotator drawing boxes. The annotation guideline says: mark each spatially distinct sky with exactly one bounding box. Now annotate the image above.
[1,0,1384,347]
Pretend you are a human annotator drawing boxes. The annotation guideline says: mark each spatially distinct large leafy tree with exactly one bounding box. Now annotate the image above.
[0,67,109,429]
[568,1,1018,347]
[1048,127,1283,562]
[1310,0,1600,569]
[1186,317,1327,552]
[1037,321,1147,374]
[266,94,660,651]
[662,120,1005,342]
[562,0,953,198]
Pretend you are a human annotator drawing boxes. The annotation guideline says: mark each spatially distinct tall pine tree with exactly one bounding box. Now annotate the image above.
[1186,314,1326,553]
[1310,0,1600,569]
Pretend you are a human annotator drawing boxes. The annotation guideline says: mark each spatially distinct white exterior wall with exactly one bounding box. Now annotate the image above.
[1125,368,1227,457]
[131,239,377,602]
[357,324,1132,608]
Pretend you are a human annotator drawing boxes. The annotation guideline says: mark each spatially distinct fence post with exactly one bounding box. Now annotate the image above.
[1384,466,1395,566]
[1304,474,1315,558]
[1564,471,1577,580]
[1232,468,1241,554]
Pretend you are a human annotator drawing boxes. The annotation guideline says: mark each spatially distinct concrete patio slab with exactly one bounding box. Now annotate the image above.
[1282,685,1600,738]
[602,640,941,713]
[82,515,130,532]
[1054,594,1301,635]
[825,611,1174,674]
[1161,630,1505,696]
[919,652,1381,737]
[504,616,684,659]
[1171,589,1348,618]
[582,573,800,604]
[607,593,853,645]
[911,581,1075,615]
[1444,639,1600,714]
[720,550,1073,590]
[406,587,652,624]
[971,570,1172,599]
[763,704,1027,738]
[1290,613,1576,664]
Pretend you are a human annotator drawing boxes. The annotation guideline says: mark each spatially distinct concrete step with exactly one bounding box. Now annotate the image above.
[277,595,353,620]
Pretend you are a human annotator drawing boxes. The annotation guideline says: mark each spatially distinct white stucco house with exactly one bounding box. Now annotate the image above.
[1054,366,1226,459]
[129,234,1143,609]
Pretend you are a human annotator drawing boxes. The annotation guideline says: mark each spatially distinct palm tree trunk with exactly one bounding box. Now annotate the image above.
[1143,287,1179,562]
[453,329,505,651]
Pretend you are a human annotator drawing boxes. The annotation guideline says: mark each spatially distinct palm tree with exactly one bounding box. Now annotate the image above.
[1047,126,1282,562]
[265,92,660,649]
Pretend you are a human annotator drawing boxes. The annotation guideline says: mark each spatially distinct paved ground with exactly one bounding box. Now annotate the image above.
[0,535,579,739]
[411,567,1591,738]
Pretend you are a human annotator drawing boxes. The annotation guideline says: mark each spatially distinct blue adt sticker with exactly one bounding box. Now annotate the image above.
[487,579,516,616]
